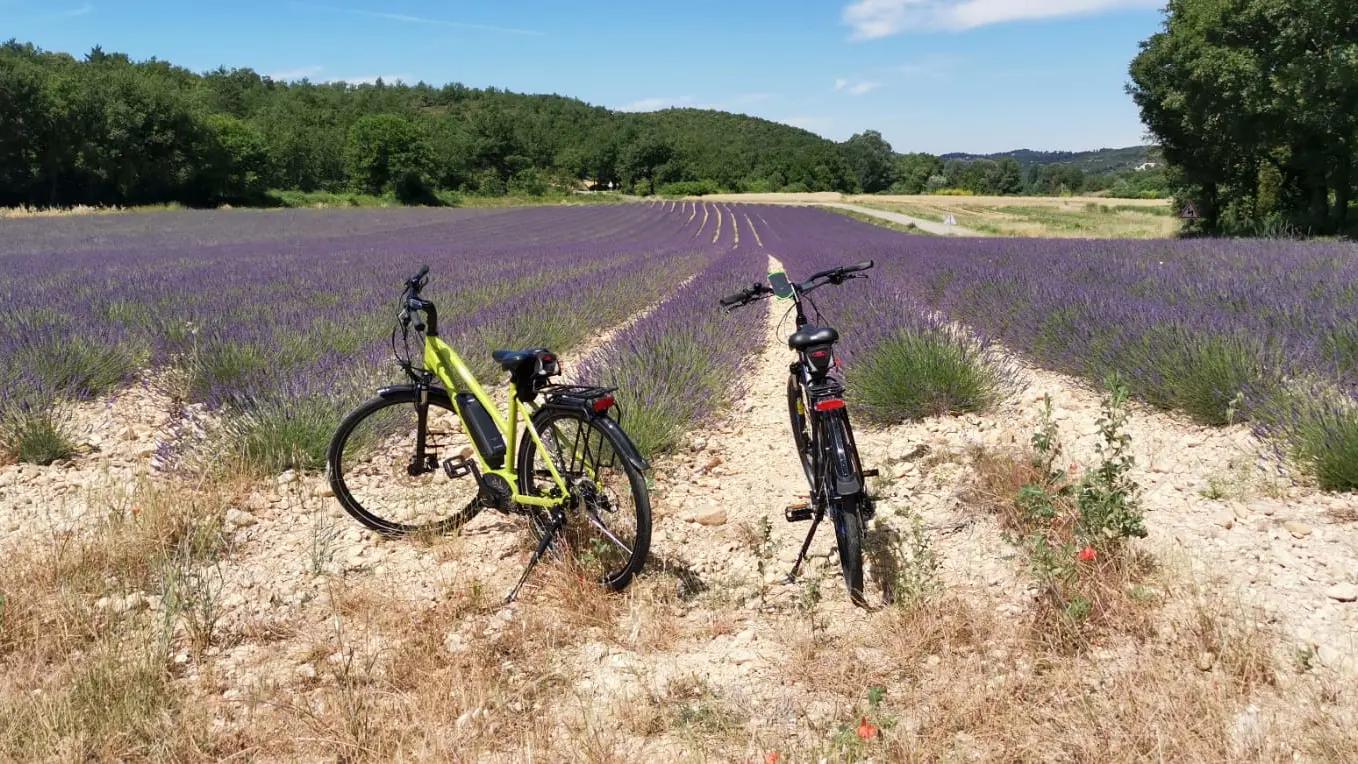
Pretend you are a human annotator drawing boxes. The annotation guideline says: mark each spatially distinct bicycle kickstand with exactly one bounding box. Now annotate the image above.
[783,511,824,585]
[505,507,566,604]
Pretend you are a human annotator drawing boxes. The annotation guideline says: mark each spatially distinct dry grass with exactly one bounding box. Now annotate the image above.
[857,195,1178,239]
[0,478,233,760]
[3,464,1357,761]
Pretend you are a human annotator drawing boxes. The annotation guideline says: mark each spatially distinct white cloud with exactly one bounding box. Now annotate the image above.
[269,65,324,81]
[835,78,882,95]
[897,53,963,77]
[292,2,543,36]
[843,0,1164,37]
[63,3,92,16]
[617,96,695,112]
[328,74,411,86]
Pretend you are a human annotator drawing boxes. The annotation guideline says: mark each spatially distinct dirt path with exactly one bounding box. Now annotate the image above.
[813,202,985,236]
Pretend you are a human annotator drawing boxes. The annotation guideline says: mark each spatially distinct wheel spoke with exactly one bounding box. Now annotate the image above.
[586,511,634,557]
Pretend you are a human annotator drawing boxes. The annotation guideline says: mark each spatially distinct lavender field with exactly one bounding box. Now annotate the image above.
[2,201,1356,488]
[0,205,735,470]
[750,204,1358,489]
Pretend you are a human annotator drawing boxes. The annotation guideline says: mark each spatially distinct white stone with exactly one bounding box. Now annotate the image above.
[1325,583,1358,603]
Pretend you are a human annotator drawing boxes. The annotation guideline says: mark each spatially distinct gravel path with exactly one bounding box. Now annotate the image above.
[813,201,986,236]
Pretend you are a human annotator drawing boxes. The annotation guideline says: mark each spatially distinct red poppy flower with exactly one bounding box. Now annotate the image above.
[857,716,879,740]
[1078,547,1097,562]
[765,753,781,764]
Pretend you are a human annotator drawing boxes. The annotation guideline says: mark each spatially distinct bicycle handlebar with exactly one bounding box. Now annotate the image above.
[720,282,773,307]
[720,260,875,310]
[400,264,439,336]
[801,260,874,290]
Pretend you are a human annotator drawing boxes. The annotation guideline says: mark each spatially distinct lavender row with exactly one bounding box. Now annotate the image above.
[0,205,720,468]
[753,205,1358,416]
[578,247,770,457]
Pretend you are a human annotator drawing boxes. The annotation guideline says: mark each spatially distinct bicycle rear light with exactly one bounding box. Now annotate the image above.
[814,399,845,412]
[591,395,616,413]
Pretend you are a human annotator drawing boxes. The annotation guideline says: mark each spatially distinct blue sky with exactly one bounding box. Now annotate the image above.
[3,0,1168,154]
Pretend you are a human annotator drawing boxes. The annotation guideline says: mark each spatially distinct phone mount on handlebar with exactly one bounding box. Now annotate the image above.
[768,271,794,299]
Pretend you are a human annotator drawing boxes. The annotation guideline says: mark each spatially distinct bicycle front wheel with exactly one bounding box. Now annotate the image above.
[326,390,482,537]
[517,408,651,591]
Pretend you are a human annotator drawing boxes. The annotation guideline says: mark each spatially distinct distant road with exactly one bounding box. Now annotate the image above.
[812,202,984,237]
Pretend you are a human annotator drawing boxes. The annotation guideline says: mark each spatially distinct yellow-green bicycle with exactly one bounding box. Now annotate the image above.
[325,266,651,601]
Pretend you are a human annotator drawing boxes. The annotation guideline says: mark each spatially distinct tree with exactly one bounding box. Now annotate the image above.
[840,130,895,193]
[1129,0,1358,235]
[0,54,49,205]
[621,137,674,194]
[995,158,1024,195]
[192,114,270,204]
[891,153,943,194]
[344,114,432,200]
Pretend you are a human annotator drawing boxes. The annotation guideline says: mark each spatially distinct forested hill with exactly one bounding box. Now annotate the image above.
[0,40,1164,208]
[940,146,1160,174]
[0,40,855,208]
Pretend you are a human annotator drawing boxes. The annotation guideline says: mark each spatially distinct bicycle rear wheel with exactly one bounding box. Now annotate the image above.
[819,409,867,606]
[517,408,651,591]
[326,390,481,537]
[787,374,815,488]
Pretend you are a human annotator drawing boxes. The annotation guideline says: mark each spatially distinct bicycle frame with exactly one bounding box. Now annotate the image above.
[422,335,570,510]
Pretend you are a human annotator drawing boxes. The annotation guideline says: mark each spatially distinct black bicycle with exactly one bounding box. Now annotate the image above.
[721,261,878,606]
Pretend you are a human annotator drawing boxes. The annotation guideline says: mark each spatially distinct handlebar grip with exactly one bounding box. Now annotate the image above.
[720,291,750,307]
[412,265,429,283]
[844,260,874,273]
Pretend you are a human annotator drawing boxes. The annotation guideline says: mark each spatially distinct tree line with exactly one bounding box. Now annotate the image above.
[1,39,1164,210]
[0,41,860,208]
[845,133,1168,198]
[1129,0,1357,236]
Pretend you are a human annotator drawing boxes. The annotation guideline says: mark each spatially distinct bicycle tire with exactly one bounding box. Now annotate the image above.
[787,374,815,488]
[820,410,867,606]
[326,390,481,537]
[516,408,651,591]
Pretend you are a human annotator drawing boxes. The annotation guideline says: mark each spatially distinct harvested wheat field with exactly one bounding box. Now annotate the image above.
[1,203,1356,762]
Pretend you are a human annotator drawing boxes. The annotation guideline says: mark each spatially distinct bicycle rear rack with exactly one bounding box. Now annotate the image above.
[541,384,627,423]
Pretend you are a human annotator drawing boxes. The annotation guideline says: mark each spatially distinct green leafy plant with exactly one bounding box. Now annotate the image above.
[1075,374,1147,546]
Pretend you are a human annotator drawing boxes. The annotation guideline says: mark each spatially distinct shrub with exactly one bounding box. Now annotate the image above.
[508,168,551,197]
[973,376,1153,651]
[224,396,338,474]
[851,321,1008,424]
[1256,385,1358,492]
[0,406,77,465]
[1123,326,1281,426]
[657,180,722,197]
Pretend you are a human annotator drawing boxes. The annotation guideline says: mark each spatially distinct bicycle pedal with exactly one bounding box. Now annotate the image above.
[443,457,474,479]
[784,503,814,523]
[861,469,880,478]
